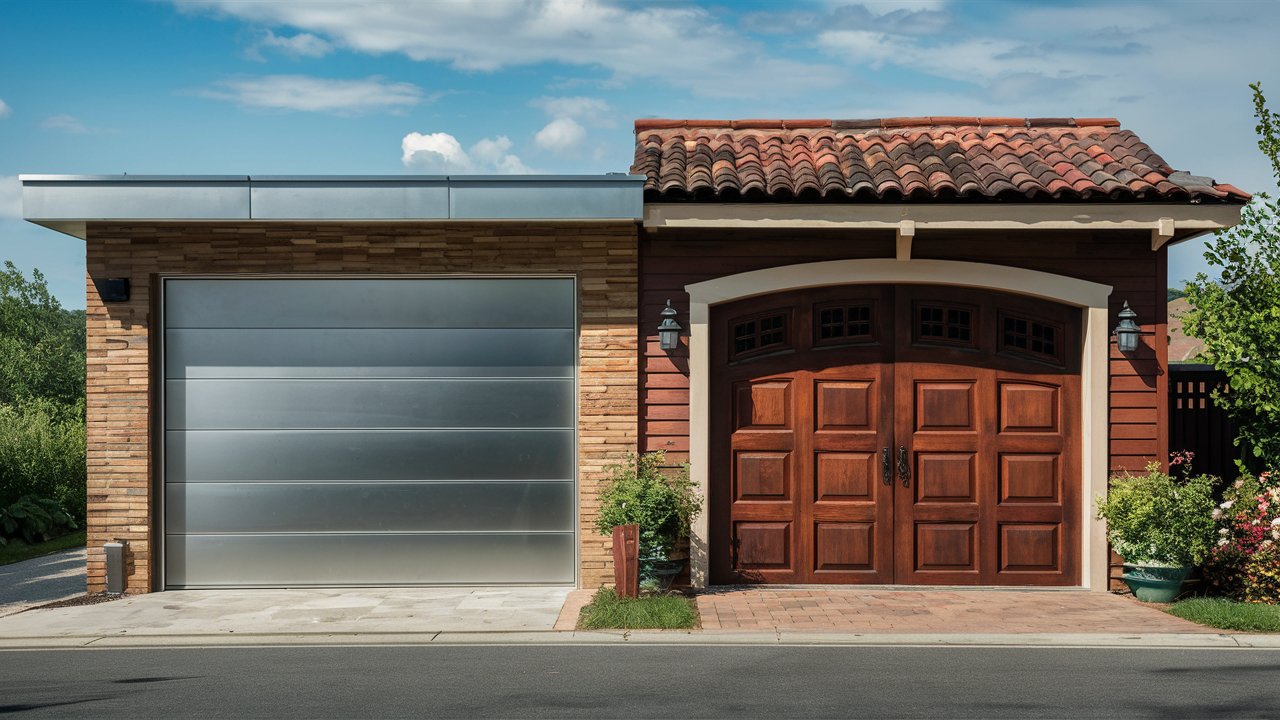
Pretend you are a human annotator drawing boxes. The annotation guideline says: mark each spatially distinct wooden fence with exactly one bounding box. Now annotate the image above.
[1168,363,1239,480]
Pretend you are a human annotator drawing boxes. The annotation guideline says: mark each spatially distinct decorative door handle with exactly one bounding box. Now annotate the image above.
[897,446,911,488]
[881,447,892,485]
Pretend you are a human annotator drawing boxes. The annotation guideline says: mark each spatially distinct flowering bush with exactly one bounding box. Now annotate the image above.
[1204,471,1280,603]
[1096,460,1218,567]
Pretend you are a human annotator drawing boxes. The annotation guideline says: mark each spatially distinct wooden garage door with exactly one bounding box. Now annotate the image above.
[710,285,1081,586]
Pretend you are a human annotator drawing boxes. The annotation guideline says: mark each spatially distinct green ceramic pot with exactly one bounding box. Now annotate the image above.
[1121,564,1194,603]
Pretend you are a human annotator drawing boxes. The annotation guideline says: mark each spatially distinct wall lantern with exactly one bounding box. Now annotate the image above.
[1113,300,1141,354]
[658,299,682,351]
[94,277,130,303]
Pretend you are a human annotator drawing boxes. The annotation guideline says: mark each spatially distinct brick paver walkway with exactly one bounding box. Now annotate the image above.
[694,588,1214,634]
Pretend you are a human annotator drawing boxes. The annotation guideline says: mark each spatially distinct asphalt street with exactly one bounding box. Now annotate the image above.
[1,645,1276,718]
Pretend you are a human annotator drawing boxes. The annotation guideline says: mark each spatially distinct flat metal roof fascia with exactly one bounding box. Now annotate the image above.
[449,176,642,220]
[251,179,450,220]
[20,174,645,223]
[23,177,251,221]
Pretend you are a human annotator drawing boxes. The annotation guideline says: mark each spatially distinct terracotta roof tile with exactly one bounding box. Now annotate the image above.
[632,117,1249,203]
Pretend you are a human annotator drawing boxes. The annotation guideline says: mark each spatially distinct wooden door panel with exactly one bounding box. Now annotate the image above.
[915,453,977,502]
[735,451,791,500]
[915,523,979,573]
[815,381,875,430]
[999,454,1060,503]
[998,382,1060,433]
[735,381,792,429]
[735,522,793,570]
[998,523,1061,573]
[815,523,877,572]
[814,452,877,500]
[915,382,977,432]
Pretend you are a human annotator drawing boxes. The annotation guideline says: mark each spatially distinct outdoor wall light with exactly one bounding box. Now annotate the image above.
[658,299,682,351]
[94,278,130,303]
[1113,300,1141,354]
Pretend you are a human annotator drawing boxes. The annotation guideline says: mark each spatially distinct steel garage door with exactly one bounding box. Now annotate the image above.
[163,278,576,588]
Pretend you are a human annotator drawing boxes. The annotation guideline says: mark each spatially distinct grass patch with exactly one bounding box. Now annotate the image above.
[1168,597,1280,632]
[0,529,86,567]
[578,588,699,630]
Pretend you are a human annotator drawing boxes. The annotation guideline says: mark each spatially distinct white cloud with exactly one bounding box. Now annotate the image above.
[174,0,845,98]
[40,114,94,134]
[531,96,612,127]
[402,132,533,174]
[534,116,586,154]
[0,99,11,119]
[249,29,333,60]
[831,0,949,13]
[199,74,423,114]
[0,176,22,219]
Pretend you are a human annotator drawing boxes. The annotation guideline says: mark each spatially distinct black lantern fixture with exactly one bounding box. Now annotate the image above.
[658,299,682,351]
[1113,300,1140,354]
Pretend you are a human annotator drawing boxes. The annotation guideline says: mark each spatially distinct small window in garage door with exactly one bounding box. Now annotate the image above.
[162,277,576,588]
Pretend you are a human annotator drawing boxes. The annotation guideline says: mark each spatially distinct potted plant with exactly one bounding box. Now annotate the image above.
[595,451,702,592]
[1096,456,1218,602]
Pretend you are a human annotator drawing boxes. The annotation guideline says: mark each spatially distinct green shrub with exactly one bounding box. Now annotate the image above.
[596,451,701,576]
[1096,462,1218,566]
[0,398,87,520]
[0,495,78,546]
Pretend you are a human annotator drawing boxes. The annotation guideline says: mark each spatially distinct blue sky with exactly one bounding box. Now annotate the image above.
[1,0,1277,309]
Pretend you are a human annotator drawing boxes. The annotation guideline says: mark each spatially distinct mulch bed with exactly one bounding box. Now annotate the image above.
[26,592,127,612]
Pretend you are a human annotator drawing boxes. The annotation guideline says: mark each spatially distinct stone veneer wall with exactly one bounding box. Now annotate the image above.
[85,222,638,593]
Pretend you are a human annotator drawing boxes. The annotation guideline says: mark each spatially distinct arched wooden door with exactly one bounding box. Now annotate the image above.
[709,284,1081,586]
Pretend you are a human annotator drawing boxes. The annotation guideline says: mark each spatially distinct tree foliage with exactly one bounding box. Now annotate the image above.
[0,261,86,408]
[1183,83,1280,471]
[0,262,87,536]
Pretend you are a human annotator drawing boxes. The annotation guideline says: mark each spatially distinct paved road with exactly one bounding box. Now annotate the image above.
[0,548,85,617]
[0,645,1274,718]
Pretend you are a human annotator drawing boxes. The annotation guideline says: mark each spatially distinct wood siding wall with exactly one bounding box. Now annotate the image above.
[85,221,638,594]
[639,226,1167,473]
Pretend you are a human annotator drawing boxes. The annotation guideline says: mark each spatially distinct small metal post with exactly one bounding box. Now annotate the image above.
[105,541,125,594]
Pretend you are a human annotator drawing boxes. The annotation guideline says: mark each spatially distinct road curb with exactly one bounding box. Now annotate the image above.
[1,629,1278,650]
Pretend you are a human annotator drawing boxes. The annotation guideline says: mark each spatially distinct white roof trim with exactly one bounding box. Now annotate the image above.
[644,202,1243,246]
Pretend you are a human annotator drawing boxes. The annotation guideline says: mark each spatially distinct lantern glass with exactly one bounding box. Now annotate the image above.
[1113,301,1140,354]
[1116,328,1139,353]
[657,298,682,351]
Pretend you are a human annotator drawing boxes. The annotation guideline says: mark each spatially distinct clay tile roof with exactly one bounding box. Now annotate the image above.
[631,117,1250,203]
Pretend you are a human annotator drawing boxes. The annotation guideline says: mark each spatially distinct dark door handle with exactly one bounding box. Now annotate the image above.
[898,446,911,488]
[881,447,892,485]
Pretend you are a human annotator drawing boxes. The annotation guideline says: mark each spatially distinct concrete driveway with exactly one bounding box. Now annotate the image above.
[0,587,571,641]
[0,547,86,617]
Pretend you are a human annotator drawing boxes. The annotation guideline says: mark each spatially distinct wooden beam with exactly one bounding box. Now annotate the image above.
[1151,216,1176,251]
[896,220,915,261]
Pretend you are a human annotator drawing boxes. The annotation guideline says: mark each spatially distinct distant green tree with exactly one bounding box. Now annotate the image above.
[0,262,85,409]
[1183,83,1280,472]
[1167,287,1187,301]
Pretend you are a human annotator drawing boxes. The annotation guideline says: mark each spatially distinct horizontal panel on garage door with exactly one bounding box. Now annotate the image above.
[167,482,575,533]
[165,534,576,587]
[163,277,577,588]
[165,328,574,378]
[165,278,575,329]
[166,429,574,482]
[166,379,574,429]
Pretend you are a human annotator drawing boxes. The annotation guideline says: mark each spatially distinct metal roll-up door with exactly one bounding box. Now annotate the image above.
[162,278,576,588]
